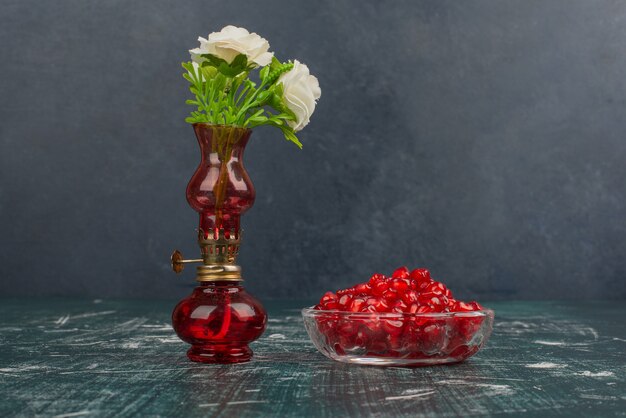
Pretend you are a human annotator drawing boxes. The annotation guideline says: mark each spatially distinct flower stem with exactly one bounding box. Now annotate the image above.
[212,126,238,230]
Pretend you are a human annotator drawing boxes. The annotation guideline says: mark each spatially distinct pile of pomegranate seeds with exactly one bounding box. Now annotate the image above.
[310,267,489,361]
[315,266,483,314]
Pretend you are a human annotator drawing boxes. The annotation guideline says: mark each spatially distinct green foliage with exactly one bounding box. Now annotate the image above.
[182,54,302,147]
[199,53,255,77]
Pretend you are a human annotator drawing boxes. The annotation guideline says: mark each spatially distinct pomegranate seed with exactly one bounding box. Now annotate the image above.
[349,297,366,312]
[320,291,337,303]
[416,280,431,291]
[338,294,352,308]
[362,304,378,314]
[365,297,389,312]
[337,319,358,337]
[371,280,389,297]
[417,292,438,305]
[359,313,383,336]
[368,273,386,286]
[401,289,419,305]
[324,301,339,310]
[354,283,371,294]
[470,301,483,311]
[393,299,408,311]
[429,302,447,313]
[391,278,410,293]
[417,305,432,313]
[381,318,404,336]
[381,289,398,303]
[409,268,431,282]
[336,288,354,296]
[436,295,449,306]
[454,301,475,312]
[421,294,449,312]
[392,266,409,279]
[426,281,448,295]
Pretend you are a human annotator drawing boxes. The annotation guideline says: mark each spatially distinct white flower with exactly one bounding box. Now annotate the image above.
[278,60,321,132]
[190,25,273,67]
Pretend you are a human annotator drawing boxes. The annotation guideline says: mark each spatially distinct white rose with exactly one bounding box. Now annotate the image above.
[278,60,321,132]
[190,25,273,67]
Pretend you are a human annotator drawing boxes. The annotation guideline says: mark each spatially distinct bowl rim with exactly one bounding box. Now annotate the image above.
[301,306,494,319]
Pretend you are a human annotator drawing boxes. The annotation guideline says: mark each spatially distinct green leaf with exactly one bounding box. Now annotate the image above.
[256,89,272,105]
[269,93,296,120]
[247,117,269,128]
[268,116,285,125]
[201,54,229,68]
[230,54,248,70]
[259,66,270,81]
[199,53,251,77]
[273,83,284,97]
[234,79,254,105]
[282,127,302,149]
[249,108,264,119]
[200,65,218,79]
[270,56,282,72]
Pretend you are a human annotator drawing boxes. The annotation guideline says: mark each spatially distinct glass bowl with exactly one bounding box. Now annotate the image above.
[302,306,494,367]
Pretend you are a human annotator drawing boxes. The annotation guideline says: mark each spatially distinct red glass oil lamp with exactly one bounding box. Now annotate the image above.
[170,124,267,364]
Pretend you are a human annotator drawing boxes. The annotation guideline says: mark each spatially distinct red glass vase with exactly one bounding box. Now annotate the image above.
[171,124,267,364]
[186,124,255,237]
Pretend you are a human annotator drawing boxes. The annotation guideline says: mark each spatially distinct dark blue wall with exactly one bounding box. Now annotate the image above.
[1,0,625,301]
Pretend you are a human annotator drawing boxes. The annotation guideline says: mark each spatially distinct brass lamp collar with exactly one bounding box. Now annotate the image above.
[171,228,244,282]
[195,264,242,282]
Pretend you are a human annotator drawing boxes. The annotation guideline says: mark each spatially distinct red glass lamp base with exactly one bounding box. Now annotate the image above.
[172,281,267,364]
[187,344,253,364]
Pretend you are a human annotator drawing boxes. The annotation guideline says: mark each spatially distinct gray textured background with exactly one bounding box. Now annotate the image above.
[1,0,625,301]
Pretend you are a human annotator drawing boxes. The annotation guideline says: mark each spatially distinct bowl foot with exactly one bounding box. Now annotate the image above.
[187,344,253,364]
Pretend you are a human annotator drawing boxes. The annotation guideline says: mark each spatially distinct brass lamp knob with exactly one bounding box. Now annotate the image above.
[170,250,202,274]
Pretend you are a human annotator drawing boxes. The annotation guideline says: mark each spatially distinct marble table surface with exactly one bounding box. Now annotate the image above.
[0,299,624,417]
